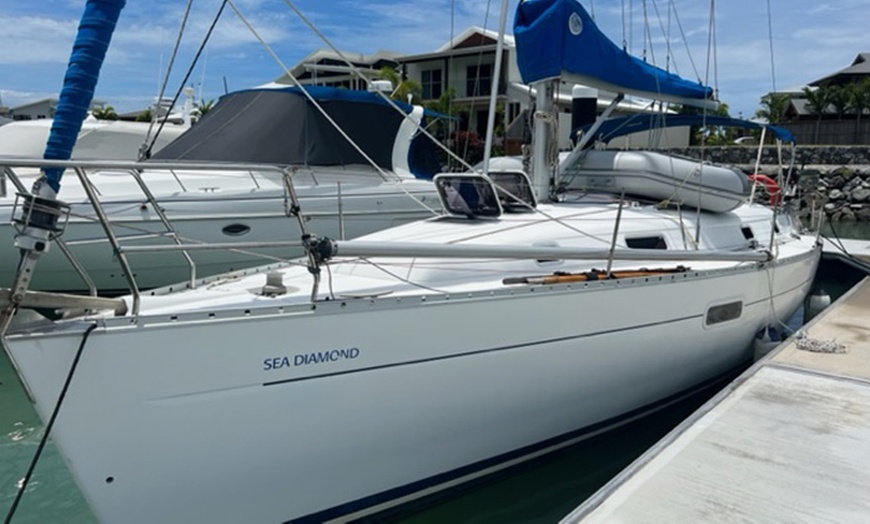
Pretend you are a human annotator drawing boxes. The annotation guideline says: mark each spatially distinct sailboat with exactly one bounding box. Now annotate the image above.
[1,0,820,522]
[0,85,442,292]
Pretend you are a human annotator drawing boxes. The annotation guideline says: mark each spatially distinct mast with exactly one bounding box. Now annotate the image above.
[481,0,510,176]
[531,80,555,201]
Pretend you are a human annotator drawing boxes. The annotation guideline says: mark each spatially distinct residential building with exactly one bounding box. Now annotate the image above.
[272,49,402,91]
[10,98,106,121]
[771,53,870,144]
[273,27,689,155]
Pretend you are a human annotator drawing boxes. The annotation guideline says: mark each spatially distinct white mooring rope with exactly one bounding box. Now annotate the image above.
[794,330,847,354]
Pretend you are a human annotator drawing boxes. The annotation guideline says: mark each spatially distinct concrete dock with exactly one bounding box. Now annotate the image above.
[562,277,870,524]
[823,237,870,264]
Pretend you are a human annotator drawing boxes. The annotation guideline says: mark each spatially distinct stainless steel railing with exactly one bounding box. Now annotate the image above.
[0,157,307,315]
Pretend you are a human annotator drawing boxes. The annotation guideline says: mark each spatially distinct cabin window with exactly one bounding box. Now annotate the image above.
[741,227,754,240]
[435,175,502,218]
[421,69,443,100]
[706,301,743,326]
[489,171,536,211]
[625,236,667,249]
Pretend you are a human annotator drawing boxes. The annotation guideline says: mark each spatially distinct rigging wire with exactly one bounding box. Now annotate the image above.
[140,0,195,160]
[649,0,676,75]
[276,0,477,176]
[669,0,701,83]
[142,0,227,160]
[463,0,494,164]
[766,0,778,92]
[448,0,456,170]
[642,0,654,64]
[227,0,439,214]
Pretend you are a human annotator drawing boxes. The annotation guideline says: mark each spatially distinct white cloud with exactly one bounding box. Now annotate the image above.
[0,15,77,64]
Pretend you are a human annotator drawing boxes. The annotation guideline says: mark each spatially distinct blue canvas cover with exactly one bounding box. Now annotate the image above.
[514,0,714,106]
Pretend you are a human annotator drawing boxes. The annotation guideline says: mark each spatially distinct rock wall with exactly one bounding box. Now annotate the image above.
[664,146,870,167]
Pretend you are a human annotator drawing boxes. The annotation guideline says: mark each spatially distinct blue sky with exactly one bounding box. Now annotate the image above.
[1,0,866,119]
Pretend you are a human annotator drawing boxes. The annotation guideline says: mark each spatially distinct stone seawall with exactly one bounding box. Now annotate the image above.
[664,146,870,168]
[663,146,870,223]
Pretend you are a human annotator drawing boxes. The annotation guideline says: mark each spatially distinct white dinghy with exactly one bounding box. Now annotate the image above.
[1,1,821,522]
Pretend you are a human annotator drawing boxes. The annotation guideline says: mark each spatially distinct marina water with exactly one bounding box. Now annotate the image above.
[2,223,868,523]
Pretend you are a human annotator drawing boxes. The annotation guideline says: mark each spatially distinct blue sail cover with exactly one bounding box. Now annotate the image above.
[576,114,797,144]
[514,0,714,107]
[42,0,126,193]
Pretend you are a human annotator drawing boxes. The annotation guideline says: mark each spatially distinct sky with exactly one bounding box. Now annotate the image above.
[1,0,867,119]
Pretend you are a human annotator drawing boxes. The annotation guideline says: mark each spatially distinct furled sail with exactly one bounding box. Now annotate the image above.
[514,0,716,108]
[42,0,126,194]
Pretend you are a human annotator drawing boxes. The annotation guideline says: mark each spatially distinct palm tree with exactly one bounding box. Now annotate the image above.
[193,99,215,120]
[827,85,851,118]
[802,85,831,144]
[378,66,422,104]
[91,105,118,120]
[755,93,789,124]
[847,78,870,143]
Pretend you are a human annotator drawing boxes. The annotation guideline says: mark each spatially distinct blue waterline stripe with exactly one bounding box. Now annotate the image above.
[285,366,739,524]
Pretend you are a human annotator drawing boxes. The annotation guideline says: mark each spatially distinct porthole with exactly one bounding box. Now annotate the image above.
[705,301,743,326]
[222,223,251,236]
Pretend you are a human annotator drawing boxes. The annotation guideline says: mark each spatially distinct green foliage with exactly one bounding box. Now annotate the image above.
[802,85,831,116]
[378,66,422,104]
[847,78,870,116]
[827,85,851,117]
[135,109,152,122]
[755,92,789,123]
[193,99,215,118]
[677,102,737,145]
[91,105,118,120]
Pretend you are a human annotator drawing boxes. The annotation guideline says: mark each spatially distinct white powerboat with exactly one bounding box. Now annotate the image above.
[1,0,821,522]
[0,86,442,291]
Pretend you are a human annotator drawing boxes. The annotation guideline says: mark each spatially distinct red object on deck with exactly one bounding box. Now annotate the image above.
[748,174,781,205]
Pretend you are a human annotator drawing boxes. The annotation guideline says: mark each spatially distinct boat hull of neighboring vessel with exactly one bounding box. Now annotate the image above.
[0,176,437,291]
[4,244,819,523]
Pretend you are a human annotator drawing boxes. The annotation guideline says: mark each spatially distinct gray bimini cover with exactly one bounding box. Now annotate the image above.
[152,86,422,170]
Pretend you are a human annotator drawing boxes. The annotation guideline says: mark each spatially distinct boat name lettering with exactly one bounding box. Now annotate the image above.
[263,348,360,370]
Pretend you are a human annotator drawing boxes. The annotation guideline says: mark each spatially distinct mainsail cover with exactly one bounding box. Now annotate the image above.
[514,0,715,108]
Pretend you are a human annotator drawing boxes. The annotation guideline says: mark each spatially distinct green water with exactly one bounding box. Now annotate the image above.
[821,221,870,241]
[0,349,95,523]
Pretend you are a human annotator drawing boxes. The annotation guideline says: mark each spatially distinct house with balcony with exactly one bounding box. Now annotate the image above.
[272,49,402,91]
[274,26,688,156]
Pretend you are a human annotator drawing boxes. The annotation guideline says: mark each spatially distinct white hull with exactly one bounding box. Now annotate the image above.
[4,235,819,523]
